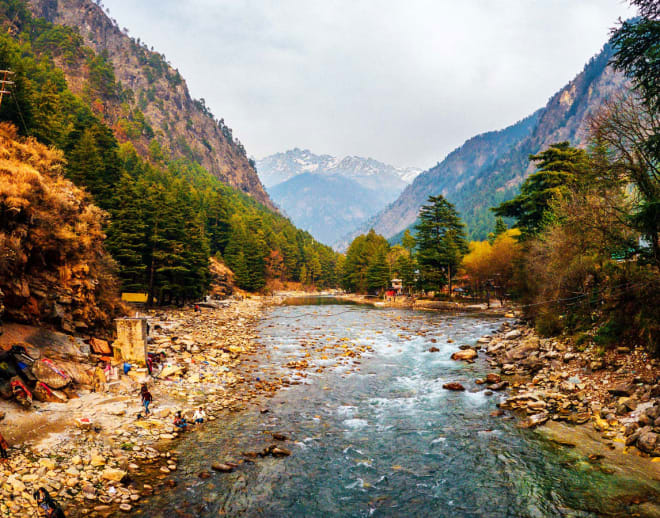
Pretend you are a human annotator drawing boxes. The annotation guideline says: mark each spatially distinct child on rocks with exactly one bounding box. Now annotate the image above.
[193,407,206,424]
[173,411,188,430]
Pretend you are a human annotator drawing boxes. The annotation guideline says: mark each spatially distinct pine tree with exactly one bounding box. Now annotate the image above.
[366,249,390,294]
[105,173,148,292]
[492,142,588,238]
[402,228,416,256]
[415,195,468,295]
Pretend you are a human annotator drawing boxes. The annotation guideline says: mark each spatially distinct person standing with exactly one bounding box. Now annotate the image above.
[0,430,9,462]
[140,384,153,415]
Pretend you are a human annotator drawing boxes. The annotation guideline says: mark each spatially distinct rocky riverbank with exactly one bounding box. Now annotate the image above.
[0,298,291,518]
[456,317,660,485]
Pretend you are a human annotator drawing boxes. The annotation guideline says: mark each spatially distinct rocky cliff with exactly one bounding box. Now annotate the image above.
[348,44,628,243]
[25,0,273,208]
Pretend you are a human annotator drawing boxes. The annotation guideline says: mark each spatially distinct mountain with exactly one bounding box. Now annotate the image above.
[343,44,628,246]
[23,0,273,207]
[269,173,395,245]
[257,148,422,244]
[257,148,421,197]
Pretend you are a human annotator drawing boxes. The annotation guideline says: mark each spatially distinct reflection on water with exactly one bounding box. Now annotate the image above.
[139,299,659,517]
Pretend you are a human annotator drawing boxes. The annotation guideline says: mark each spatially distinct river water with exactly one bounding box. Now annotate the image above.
[140,297,659,517]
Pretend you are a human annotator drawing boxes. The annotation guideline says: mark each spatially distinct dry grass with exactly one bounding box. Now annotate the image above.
[0,123,124,334]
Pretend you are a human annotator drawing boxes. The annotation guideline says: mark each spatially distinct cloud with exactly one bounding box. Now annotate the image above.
[103,0,635,168]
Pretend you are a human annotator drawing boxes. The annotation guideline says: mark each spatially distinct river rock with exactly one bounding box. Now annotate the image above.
[485,373,501,384]
[271,447,291,457]
[504,329,522,340]
[488,381,509,391]
[443,382,466,391]
[517,412,549,429]
[451,349,477,361]
[211,463,233,472]
[505,338,540,362]
[608,383,633,397]
[428,347,440,353]
[637,429,658,454]
[102,468,127,482]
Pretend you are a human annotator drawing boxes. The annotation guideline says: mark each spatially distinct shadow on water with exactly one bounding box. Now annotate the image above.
[135,299,660,518]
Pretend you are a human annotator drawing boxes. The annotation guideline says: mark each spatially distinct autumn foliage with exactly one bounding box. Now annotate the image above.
[0,123,124,333]
[461,229,522,301]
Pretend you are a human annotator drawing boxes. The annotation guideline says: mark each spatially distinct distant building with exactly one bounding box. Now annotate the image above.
[391,279,403,295]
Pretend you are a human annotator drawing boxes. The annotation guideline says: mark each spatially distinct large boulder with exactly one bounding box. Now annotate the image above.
[32,358,71,389]
[59,361,94,386]
[636,429,658,454]
[505,338,540,363]
[451,349,477,361]
[442,382,466,391]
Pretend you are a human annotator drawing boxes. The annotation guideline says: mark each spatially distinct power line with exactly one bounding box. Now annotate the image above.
[0,69,15,110]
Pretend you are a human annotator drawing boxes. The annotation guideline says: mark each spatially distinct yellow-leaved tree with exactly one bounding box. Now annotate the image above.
[461,229,521,303]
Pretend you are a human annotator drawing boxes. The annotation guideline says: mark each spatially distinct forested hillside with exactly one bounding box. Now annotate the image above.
[18,0,272,207]
[0,0,340,324]
[350,44,628,243]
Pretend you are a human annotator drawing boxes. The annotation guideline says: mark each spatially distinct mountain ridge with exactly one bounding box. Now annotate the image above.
[257,148,421,193]
[340,43,628,247]
[24,0,273,208]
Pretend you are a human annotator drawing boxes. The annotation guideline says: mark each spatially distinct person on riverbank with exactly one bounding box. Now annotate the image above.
[174,411,188,430]
[0,430,9,462]
[140,384,153,415]
[193,407,206,424]
[34,487,65,517]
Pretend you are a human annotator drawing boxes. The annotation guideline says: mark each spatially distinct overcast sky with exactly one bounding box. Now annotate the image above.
[102,0,634,169]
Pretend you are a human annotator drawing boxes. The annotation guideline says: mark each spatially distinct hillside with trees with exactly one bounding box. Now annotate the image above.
[6,0,273,207]
[345,41,629,245]
[0,0,341,330]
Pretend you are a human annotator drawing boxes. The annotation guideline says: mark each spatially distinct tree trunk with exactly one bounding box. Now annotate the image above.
[447,264,452,297]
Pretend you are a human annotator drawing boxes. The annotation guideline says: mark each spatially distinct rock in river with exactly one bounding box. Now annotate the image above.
[443,382,466,391]
[517,412,549,429]
[211,463,234,472]
[451,349,477,361]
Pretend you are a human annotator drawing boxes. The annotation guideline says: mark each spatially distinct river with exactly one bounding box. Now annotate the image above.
[139,297,659,517]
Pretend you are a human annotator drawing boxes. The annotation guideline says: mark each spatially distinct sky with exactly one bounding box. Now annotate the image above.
[102,0,635,169]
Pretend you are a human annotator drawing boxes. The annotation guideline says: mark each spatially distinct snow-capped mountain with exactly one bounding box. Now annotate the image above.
[256,148,422,246]
[256,149,422,193]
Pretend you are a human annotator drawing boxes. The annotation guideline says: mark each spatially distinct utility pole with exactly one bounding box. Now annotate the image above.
[0,69,15,110]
